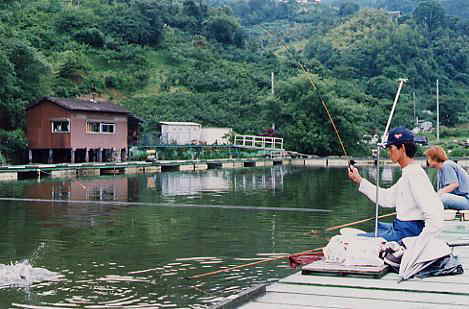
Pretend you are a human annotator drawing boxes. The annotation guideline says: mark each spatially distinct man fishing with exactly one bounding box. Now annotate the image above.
[347,127,444,242]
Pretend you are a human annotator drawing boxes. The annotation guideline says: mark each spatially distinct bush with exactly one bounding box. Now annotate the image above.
[205,14,244,47]
[99,45,148,67]
[449,146,469,157]
[104,72,148,91]
[0,151,6,165]
[55,9,96,33]
[439,127,469,138]
[129,150,148,161]
[104,8,164,46]
[73,28,106,48]
[0,129,27,164]
[105,75,123,88]
[58,50,91,81]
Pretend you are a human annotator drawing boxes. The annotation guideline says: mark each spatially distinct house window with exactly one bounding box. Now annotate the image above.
[52,120,70,133]
[101,123,115,134]
[87,122,100,133]
[86,121,115,134]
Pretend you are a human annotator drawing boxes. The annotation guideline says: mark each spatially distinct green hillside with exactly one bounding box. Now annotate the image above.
[0,0,468,162]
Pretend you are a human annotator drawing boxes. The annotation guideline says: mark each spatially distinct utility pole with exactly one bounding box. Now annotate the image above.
[413,91,416,127]
[436,79,440,142]
[271,72,275,96]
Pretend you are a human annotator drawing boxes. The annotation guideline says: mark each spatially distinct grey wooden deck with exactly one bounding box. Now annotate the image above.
[238,221,469,309]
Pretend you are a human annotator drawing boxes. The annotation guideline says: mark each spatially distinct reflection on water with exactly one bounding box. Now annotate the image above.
[20,168,286,201]
[362,166,396,185]
[26,178,129,201]
[0,166,400,308]
[159,170,231,196]
[156,168,285,196]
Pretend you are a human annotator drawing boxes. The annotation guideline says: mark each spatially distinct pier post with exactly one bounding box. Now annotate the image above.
[71,148,76,164]
[122,148,127,161]
[48,149,53,164]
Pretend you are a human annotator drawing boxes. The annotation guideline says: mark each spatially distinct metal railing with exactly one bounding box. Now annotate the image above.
[234,135,284,150]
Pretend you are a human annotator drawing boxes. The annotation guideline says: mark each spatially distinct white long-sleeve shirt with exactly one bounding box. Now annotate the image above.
[358,162,444,237]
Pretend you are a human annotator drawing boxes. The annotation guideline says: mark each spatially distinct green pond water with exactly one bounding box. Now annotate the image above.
[0,165,402,308]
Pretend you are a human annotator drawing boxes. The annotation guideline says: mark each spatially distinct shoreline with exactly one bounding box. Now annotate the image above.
[0,157,468,182]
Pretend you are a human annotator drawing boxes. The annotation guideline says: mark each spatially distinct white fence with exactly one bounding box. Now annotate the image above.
[234,135,284,150]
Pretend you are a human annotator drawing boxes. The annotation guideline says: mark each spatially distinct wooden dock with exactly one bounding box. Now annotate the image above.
[224,221,469,309]
[1,158,467,181]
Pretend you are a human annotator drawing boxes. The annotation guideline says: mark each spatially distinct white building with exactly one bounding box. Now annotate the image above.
[200,127,232,145]
[160,122,202,145]
[159,122,232,145]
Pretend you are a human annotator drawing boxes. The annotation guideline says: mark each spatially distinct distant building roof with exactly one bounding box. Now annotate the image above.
[160,121,201,126]
[387,11,402,17]
[27,96,129,114]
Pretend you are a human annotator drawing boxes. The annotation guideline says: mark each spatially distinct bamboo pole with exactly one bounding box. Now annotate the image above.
[187,247,324,280]
[189,212,397,280]
[325,212,396,232]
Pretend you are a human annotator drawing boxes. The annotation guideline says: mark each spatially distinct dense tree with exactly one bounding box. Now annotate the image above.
[414,0,447,40]
[437,95,463,126]
[104,6,164,46]
[205,14,244,46]
[338,2,360,17]
[376,0,416,13]
[0,0,468,161]
[441,0,469,19]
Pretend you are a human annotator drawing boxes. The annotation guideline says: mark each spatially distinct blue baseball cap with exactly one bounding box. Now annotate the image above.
[384,127,414,147]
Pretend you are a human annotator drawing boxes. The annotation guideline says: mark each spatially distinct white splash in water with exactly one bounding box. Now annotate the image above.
[0,260,62,288]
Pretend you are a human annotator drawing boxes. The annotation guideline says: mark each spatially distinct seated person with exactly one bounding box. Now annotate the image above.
[425,146,469,210]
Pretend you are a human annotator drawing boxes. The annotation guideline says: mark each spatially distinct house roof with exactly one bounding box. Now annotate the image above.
[27,96,130,114]
[160,121,201,126]
[128,113,144,124]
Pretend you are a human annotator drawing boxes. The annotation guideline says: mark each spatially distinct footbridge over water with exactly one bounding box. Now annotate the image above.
[233,135,311,158]
[233,135,284,151]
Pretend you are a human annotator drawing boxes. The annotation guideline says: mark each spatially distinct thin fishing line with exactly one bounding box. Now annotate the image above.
[258,24,348,157]
[0,197,331,212]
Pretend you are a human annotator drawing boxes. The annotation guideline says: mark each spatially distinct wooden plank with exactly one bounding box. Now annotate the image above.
[238,221,469,309]
[279,272,469,295]
[378,270,469,284]
[267,283,469,306]
[209,284,268,309]
[239,301,327,309]
[302,260,389,278]
[246,291,465,309]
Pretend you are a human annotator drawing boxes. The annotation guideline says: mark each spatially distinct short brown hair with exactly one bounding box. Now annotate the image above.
[424,146,448,163]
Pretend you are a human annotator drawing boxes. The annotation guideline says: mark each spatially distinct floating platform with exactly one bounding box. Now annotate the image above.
[1,158,467,181]
[219,221,469,309]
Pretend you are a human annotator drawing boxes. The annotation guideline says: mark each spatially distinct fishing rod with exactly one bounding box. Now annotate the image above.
[187,246,324,280]
[258,24,349,159]
[325,212,396,232]
[373,78,407,237]
[189,211,397,280]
